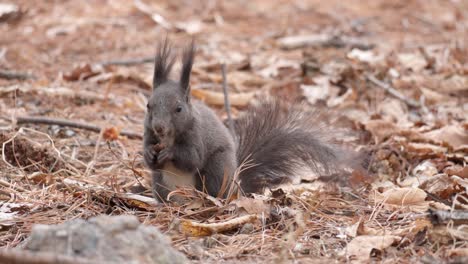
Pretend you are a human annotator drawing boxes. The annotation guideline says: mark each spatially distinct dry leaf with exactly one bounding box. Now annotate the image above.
[321,60,353,83]
[364,119,399,143]
[179,214,258,237]
[420,87,453,104]
[46,24,77,37]
[399,160,438,187]
[423,125,468,149]
[347,48,384,65]
[63,63,103,81]
[359,218,431,238]
[0,202,31,227]
[447,248,468,258]
[116,193,159,210]
[133,0,172,29]
[174,20,204,35]
[420,174,456,199]
[371,187,428,212]
[345,219,362,238]
[376,99,409,125]
[103,127,120,141]
[0,3,20,22]
[398,53,427,72]
[445,165,468,179]
[257,59,299,78]
[230,197,270,215]
[345,235,400,262]
[301,76,336,104]
[406,142,448,155]
[89,71,152,90]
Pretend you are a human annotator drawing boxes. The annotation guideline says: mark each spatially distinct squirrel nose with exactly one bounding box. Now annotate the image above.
[154,125,165,136]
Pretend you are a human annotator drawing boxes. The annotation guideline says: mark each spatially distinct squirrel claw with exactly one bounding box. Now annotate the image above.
[157,148,172,165]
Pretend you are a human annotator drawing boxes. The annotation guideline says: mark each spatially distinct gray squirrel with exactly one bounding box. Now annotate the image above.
[143,39,358,202]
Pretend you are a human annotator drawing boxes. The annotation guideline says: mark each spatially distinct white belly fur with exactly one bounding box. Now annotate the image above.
[161,162,195,191]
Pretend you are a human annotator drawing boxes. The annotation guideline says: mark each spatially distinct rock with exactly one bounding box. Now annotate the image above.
[18,215,188,264]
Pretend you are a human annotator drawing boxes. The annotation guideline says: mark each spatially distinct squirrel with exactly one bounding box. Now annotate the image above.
[143,39,360,202]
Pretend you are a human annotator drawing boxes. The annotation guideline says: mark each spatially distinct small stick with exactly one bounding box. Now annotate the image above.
[366,74,420,108]
[429,209,468,225]
[0,249,95,264]
[221,63,235,134]
[99,57,154,67]
[15,116,142,140]
[0,70,35,80]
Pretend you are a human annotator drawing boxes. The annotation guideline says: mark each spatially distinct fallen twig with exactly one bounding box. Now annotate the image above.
[15,116,143,140]
[0,70,35,80]
[179,214,258,236]
[429,209,468,225]
[277,34,374,50]
[99,57,154,67]
[0,85,113,101]
[63,178,158,209]
[221,64,235,134]
[0,249,96,264]
[191,89,254,107]
[133,0,172,29]
[366,74,421,108]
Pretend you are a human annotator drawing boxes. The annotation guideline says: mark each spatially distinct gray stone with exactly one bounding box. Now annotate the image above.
[21,215,188,264]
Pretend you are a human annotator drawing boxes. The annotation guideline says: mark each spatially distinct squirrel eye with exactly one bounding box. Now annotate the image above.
[175,105,183,113]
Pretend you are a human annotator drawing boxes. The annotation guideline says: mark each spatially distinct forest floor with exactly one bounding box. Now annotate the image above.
[0,0,467,263]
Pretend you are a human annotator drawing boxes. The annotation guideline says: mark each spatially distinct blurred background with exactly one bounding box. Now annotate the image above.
[0,0,467,261]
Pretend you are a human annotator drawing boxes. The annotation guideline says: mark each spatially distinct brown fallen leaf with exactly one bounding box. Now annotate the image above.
[445,165,468,179]
[345,235,400,262]
[371,187,429,212]
[0,3,21,22]
[359,218,432,238]
[179,214,258,236]
[420,173,457,199]
[364,119,399,143]
[447,248,468,258]
[399,160,439,188]
[376,99,409,125]
[103,127,120,141]
[89,71,152,90]
[397,52,427,72]
[423,125,468,149]
[230,197,270,215]
[63,63,103,81]
[63,178,158,210]
[406,142,448,155]
[347,48,385,65]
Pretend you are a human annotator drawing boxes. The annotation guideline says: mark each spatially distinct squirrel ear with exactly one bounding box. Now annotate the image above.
[180,40,195,101]
[153,38,175,88]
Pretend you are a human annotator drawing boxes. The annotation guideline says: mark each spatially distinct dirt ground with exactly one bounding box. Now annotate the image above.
[0,0,467,263]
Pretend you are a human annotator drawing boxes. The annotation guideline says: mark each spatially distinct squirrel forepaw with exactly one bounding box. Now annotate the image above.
[143,147,159,170]
[156,148,173,165]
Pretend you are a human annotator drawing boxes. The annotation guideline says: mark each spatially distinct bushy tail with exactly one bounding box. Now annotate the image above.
[234,99,359,194]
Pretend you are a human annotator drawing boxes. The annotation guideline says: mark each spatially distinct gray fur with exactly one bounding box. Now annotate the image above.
[144,41,236,201]
[144,39,359,202]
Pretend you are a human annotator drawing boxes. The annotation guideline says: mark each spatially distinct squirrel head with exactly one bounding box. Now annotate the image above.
[145,39,195,146]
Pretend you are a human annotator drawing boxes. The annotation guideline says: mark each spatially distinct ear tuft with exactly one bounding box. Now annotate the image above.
[180,40,195,98]
[153,38,175,87]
